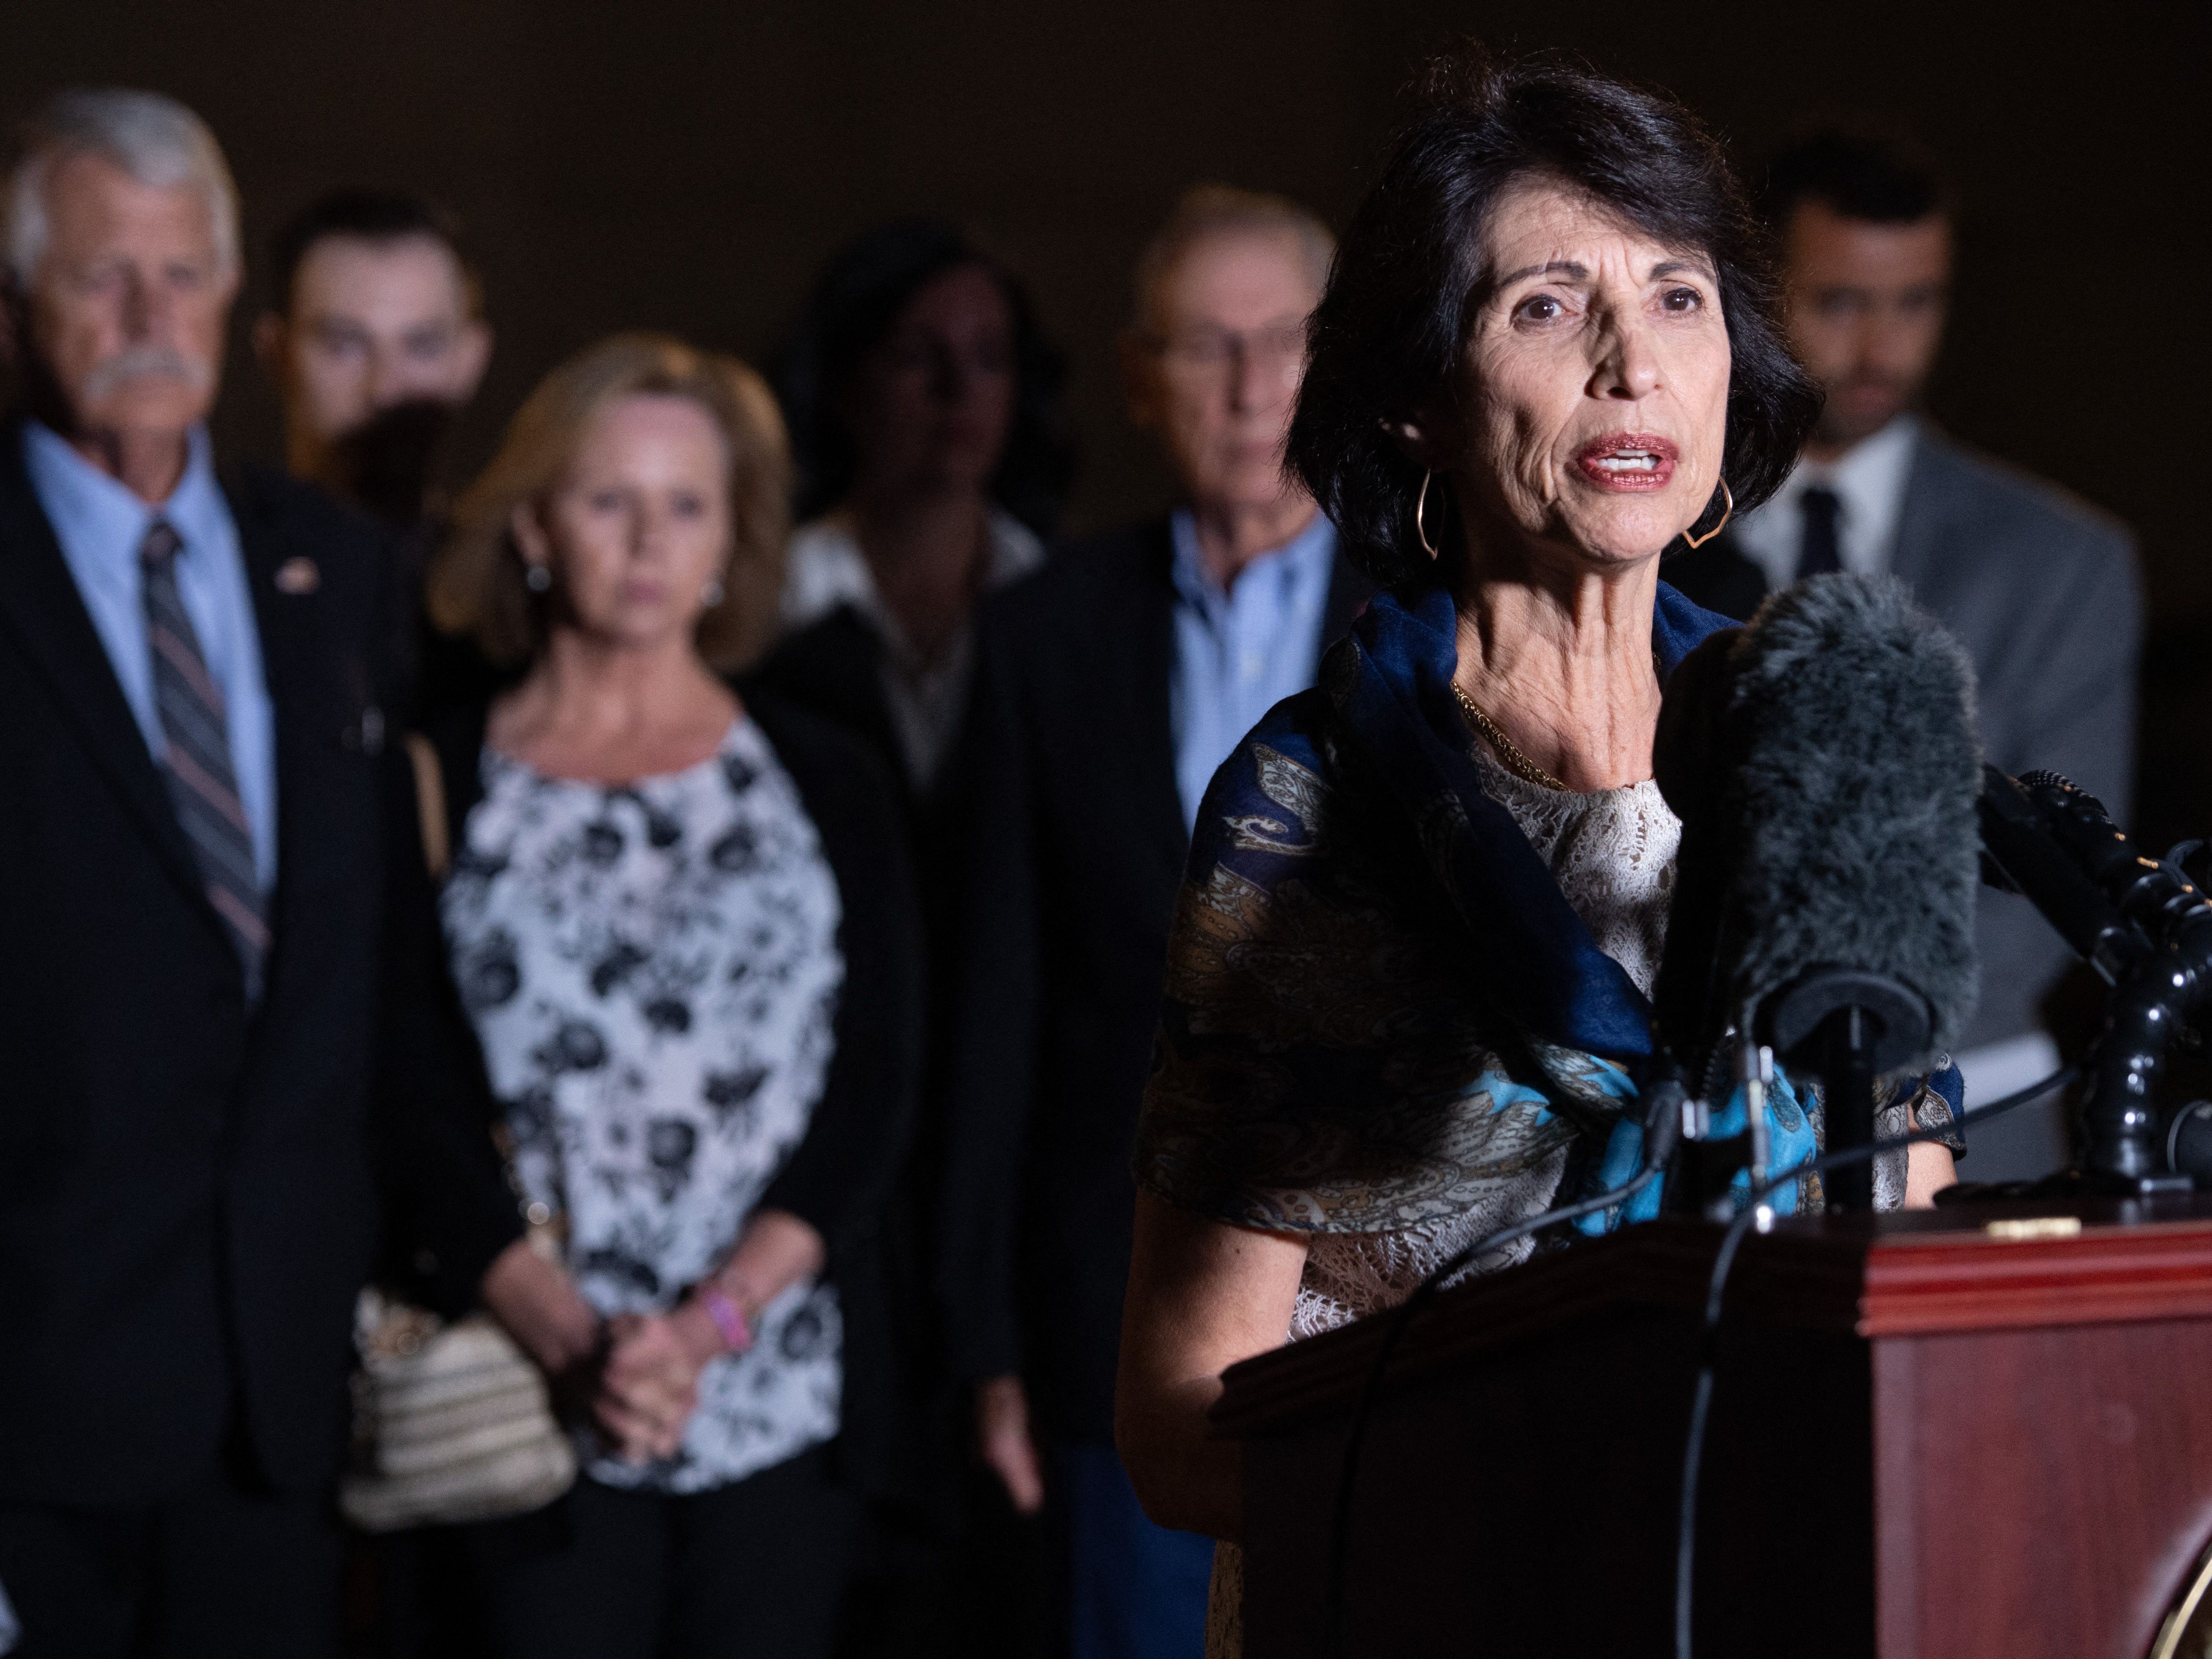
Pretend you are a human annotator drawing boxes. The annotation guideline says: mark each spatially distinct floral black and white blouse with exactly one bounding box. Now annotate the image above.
[441,719,845,1494]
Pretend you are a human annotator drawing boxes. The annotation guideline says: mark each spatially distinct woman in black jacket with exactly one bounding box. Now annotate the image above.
[422,332,921,1657]
[752,221,1075,1658]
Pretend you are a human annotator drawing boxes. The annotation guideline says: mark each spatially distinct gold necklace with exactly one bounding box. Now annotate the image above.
[1450,681,1571,793]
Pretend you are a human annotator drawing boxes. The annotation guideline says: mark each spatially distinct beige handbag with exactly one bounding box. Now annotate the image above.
[335,735,579,1533]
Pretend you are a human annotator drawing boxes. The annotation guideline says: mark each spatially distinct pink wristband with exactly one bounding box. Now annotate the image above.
[702,1290,754,1354]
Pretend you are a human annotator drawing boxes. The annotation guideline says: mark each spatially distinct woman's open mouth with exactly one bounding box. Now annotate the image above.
[1574,432,1678,491]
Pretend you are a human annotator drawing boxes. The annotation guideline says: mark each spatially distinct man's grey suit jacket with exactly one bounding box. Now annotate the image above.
[1890,426,2142,1056]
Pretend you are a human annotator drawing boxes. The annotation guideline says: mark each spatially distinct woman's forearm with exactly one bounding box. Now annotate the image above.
[1903,1140,1957,1208]
[1115,1190,1307,1541]
[710,1206,825,1305]
[479,1238,601,1375]
[668,1207,829,1361]
[1118,1368,1244,1539]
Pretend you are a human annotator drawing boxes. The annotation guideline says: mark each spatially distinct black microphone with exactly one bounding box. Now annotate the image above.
[1653,574,1983,1208]
[1979,768,2212,1190]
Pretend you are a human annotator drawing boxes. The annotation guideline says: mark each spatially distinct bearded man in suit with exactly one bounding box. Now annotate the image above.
[1666,125,2142,1180]
[0,89,536,1656]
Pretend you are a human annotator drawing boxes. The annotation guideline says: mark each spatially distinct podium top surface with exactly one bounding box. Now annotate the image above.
[1212,1194,2212,1439]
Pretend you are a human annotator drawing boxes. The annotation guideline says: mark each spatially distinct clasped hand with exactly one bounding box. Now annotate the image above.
[480,1211,827,1465]
[591,1307,724,1463]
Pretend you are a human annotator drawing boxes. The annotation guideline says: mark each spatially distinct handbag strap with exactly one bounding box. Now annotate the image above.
[405,732,451,883]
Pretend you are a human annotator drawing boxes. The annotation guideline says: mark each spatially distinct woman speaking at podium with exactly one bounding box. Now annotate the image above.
[1112,42,1964,1649]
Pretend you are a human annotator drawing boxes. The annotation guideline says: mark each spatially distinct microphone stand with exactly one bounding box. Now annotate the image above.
[1807,1007,1879,1211]
[1980,769,2208,1194]
[1757,967,1933,1213]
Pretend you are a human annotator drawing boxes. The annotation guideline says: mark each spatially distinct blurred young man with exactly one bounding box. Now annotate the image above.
[255,188,496,718]
[1668,127,2142,1175]
[939,187,1368,1657]
[253,188,489,525]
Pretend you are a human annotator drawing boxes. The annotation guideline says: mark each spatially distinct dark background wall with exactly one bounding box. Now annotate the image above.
[3,0,2205,808]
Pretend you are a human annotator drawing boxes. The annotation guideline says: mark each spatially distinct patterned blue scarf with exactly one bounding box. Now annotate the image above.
[1329,579,1818,1224]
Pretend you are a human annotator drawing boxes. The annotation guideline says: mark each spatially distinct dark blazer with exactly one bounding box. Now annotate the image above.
[413,690,926,1498]
[750,610,913,813]
[937,517,1370,1444]
[0,430,518,1507]
[750,605,965,918]
[748,607,983,1522]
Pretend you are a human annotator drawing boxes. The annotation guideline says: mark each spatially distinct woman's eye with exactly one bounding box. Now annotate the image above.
[669,494,704,518]
[1515,294,1563,323]
[586,491,626,513]
[1662,286,1703,312]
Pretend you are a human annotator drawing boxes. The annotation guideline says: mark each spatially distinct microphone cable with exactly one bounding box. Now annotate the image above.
[1672,1062,2082,1659]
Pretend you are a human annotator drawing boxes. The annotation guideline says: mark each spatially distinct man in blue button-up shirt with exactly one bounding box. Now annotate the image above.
[944,186,1370,1659]
[1124,188,1345,839]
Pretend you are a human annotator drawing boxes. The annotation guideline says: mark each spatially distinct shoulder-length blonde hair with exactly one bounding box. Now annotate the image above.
[429,332,792,675]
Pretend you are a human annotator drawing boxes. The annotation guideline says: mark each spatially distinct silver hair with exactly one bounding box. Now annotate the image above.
[4,88,240,287]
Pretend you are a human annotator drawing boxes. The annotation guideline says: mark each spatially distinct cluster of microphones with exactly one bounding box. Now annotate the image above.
[1653,570,2212,1207]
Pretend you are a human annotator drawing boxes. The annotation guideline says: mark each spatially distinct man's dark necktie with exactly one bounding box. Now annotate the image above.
[1796,484,1844,579]
[140,519,268,997]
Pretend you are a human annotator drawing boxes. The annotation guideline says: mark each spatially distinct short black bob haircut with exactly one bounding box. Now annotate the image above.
[1288,44,1821,588]
[1760,120,1951,230]
[773,219,1075,540]
[269,187,479,318]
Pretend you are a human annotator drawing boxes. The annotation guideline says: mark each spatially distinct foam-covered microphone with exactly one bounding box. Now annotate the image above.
[1653,574,1983,1207]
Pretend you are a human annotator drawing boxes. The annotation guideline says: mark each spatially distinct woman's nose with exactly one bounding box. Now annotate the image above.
[1591,316,1662,401]
[929,347,976,406]
[628,499,662,557]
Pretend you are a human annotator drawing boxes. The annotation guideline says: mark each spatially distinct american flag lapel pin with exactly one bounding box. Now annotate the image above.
[273,556,321,596]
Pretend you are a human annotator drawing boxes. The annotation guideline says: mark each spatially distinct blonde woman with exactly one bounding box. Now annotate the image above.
[431,333,922,1655]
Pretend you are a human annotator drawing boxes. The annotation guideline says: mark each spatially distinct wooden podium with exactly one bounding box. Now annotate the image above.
[1212,1199,2212,1658]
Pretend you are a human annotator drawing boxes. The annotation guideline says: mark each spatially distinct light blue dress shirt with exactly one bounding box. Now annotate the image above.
[24,421,279,889]
[1167,508,1337,836]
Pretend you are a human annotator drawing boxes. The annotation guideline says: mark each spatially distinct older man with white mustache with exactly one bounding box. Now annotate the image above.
[0,91,527,1656]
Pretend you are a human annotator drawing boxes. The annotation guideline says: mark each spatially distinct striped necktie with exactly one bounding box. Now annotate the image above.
[140,519,268,998]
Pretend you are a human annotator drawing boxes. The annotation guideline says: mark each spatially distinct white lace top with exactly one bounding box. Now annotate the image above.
[1287,746,1683,1340]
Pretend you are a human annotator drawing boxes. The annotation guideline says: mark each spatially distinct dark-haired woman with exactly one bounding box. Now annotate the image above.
[762,219,1073,801]
[753,224,1073,1648]
[1107,48,1966,1652]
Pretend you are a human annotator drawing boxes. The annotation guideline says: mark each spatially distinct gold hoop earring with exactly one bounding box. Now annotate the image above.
[1681,479,1734,550]
[1415,469,1440,559]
